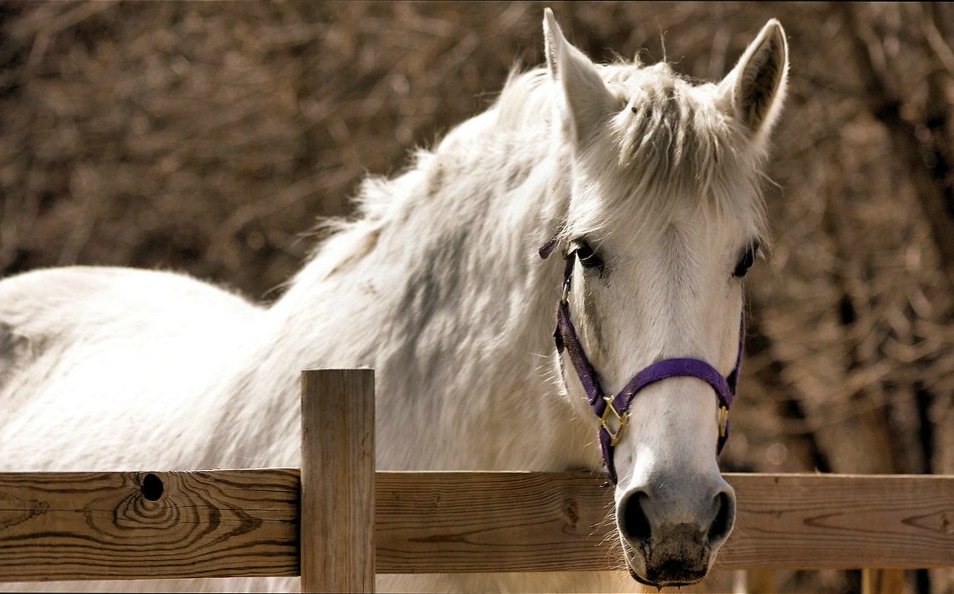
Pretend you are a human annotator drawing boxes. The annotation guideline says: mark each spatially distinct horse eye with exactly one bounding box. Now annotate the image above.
[571,240,604,270]
[732,242,760,278]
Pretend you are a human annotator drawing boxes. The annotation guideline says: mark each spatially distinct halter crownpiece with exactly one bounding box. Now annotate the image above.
[540,239,743,484]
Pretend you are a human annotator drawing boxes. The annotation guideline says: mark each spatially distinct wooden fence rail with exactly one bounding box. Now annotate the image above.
[0,369,951,591]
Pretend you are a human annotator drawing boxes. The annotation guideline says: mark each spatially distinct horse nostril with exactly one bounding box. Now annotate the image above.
[706,490,735,546]
[620,491,652,544]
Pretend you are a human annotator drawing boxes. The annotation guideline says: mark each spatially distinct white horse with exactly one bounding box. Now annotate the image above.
[0,10,788,593]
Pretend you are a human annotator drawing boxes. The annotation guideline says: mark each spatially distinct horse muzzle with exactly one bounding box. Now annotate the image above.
[617,477,736,587]
[622,525,713,587]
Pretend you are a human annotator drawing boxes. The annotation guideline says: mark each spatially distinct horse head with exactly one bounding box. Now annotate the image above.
[541,10,788,587]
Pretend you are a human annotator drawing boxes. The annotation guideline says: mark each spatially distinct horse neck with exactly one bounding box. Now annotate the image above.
[258,107,598,472]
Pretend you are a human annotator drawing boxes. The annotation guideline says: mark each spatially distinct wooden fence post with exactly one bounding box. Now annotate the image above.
[861,569,905,594]
[300,368,375,593]
[745,569,776,594]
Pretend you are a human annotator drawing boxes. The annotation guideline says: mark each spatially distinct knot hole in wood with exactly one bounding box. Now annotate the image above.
[141,473,164,501]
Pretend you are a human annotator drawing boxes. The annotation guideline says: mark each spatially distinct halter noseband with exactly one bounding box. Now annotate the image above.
[539,238,742,484]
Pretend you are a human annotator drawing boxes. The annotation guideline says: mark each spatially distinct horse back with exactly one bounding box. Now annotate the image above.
[0,266,259,370]
[0,266,262,471]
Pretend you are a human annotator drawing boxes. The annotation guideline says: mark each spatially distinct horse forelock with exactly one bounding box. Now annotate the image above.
[561,61,769,247]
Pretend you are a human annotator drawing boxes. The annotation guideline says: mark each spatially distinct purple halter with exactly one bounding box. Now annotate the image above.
[540,239,743,484]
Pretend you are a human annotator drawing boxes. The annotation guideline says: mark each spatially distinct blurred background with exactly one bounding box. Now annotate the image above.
[1,2,952,592]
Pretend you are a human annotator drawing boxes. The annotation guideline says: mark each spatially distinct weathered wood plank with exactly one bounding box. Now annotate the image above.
[722,474,954,571]
[0,471,952,582]
[300,368,375,593]
[0,469,299,582]
[374,471,616,573]
[375,472,954,573]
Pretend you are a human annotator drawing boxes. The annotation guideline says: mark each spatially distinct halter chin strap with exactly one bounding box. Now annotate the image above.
[540,239,743,484]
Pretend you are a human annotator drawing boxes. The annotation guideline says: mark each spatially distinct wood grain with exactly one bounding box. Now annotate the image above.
[374,471,617,573]
[1,470,952,582]
[0,469,299,581]
[300,368,375,593]
[721,473,954,571]
[375,472,954,573]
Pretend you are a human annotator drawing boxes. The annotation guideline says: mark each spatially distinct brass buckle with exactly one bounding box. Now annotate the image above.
[600,396,629,446]
[718,406,729,438]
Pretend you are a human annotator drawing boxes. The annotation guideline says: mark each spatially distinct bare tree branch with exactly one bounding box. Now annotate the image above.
[838,4,954,306]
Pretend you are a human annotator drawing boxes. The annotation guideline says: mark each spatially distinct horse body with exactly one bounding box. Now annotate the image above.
[0,267,262,472]
[0,10,787,592]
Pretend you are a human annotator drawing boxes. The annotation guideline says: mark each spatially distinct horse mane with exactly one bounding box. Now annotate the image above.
[295,57,770,292]
[287,68,555,291]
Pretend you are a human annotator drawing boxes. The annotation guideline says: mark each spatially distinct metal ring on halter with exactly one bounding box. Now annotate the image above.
[600,395,629,446]
[718,405,729,438]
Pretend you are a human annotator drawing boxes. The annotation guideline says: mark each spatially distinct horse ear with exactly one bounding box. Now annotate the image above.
[720,19,789,143]
[543,9,615,144]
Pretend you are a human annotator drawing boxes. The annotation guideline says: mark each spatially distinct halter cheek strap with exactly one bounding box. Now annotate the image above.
[540,241,743,484]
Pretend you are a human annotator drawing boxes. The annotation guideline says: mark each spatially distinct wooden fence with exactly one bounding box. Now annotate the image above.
[0,369,951,592]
